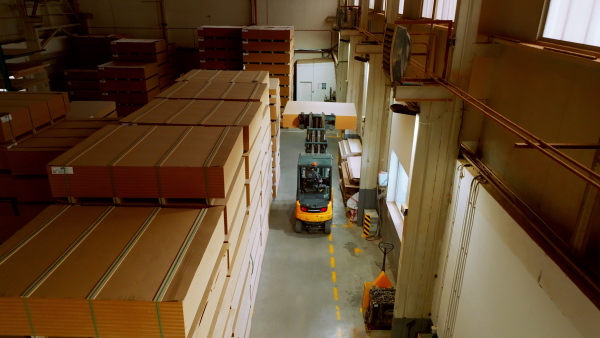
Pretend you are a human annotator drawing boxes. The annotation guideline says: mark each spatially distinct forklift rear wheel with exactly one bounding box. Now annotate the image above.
[324,220,332,234]
[294,220,303,233]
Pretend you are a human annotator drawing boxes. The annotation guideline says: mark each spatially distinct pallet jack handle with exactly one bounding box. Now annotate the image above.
[378,242,394,272]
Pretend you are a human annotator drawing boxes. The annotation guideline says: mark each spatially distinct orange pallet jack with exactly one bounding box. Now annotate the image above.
[362,242,395,330]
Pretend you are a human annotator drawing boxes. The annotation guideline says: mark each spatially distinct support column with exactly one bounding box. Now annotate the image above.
[386,0,400,23]
[336,35,350,103]
[357,53,390,225]
[346,35,364,133]
[391,100,460,338]
[391,0,484,335]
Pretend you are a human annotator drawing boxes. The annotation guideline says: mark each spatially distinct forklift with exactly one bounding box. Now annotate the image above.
[294,112,335,234]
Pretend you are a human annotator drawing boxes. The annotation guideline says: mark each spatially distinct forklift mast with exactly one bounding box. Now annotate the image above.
[298,112,336,154]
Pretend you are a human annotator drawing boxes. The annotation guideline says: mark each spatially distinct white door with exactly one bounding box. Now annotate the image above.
[298,81,313,101]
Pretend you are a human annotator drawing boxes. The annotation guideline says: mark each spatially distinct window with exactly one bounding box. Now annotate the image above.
[387,151,409,212]
[422,0,457,20]
[543,0,600,48]
[398,0,406,15]
[369,0,375,9]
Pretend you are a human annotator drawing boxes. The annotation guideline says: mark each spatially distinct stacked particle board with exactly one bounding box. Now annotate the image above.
[164,42,179,90]
[97,61,161,116]
[7,118,119,175]
[0,92,70,170]
[242,26,295,113]
[64,68,102,101]
[338,138,362,159]
[0,204,230,337]
[68,34,127,68]
[198,26,244,70]
[157,81,269,106]
[269,78,281,197]
[47,125,243,202]
[176,69,269,84]
[67,100,117,119]
[118,70,272,337]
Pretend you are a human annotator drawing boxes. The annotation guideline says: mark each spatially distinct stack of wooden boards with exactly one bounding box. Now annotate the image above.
[0,92,70,171]
[196,25,295,121]
[338,138,362,205]
[269,78,281,197]
[65,38,178,116]
[198,26,244,70]
[65,34,128,101]
[0,204,259,337]
[0,69,276,337]
[242,26,294,116]
[0,94,120,244]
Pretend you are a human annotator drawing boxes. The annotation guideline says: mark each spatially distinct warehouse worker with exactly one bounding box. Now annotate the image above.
[304,162,322,192]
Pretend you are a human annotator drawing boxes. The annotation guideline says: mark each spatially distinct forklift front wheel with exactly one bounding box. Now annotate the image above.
[294,220,303,233]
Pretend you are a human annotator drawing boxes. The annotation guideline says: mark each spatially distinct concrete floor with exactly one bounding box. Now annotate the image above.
[250,129,393,338]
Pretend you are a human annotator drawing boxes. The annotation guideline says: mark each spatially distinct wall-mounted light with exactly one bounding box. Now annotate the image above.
[390,103,419,115]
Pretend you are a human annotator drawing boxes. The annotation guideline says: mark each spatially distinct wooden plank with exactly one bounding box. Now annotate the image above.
[347,156,361,180]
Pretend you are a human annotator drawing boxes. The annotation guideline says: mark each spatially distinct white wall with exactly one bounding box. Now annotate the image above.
[432,162,600,338]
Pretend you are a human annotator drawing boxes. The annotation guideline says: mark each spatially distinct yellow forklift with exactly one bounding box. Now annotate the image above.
[294,112,335,234]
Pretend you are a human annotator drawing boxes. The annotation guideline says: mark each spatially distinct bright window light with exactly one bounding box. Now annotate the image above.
[422,0,457,20]
[370,0,375,9]
[398,0,405,14]
[422,0,434,18]
[543,0,600,47]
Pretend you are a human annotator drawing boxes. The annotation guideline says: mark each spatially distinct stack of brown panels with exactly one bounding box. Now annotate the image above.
[176,69,269,84]
[69,34,127,68]
[198,26,244,70]
[107,39,169,116]
[0,204,230,337]
[119,70,272,337]
[268,78,281,197]
[242,26,295,113]
[0,92,70,171]
[64,68,102,101]
[47,125,243,200]
[7,118,119,175]
[164,42,179,90]
[98,61,161,115]
[156,81,269,106]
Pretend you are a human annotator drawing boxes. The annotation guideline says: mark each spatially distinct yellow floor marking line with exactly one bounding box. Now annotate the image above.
[332,224,337,227]
[337,327,342,336]
[332,271,337,283]
[329,244,334,254]
[342,224,352,228]
[336,306,341,320]
[328,233,333,241]
[330,257,335,268]
[333,287,339,301]
[354,248,363,255]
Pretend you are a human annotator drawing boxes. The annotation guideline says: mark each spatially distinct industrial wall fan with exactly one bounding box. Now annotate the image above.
[382,23,412,83]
